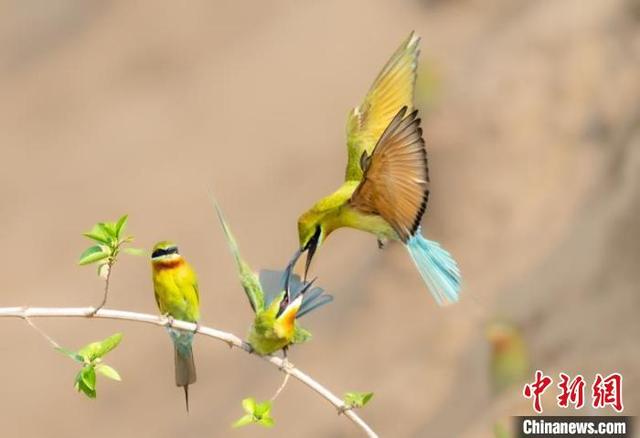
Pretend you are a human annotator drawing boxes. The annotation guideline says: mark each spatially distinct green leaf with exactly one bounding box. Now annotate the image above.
[55,346,84,363]
[241,397,256,414]
[80,366,96,389]
[74,366,97,398]
[257,416,275,428]
[123,247,145,256]
[75,377,96,398]
[343,391,374,409]
[232,414,254,428]
[82,224,112,245]
[98,222,117,240]
[78,333,123,361]
[78,245,110,265]
[114,215,128,239]
[254,400,272,417]
[233,398,274,429]
[96,364,121,381]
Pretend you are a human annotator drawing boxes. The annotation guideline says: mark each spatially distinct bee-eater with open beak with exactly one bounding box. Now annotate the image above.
[295,32,461,305]
[215,204,332,356]
[151,241,200,412]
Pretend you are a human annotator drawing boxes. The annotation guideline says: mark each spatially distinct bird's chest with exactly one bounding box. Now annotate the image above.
[153,270,194,320]
[249,315,294,355]
[339,205,399,240]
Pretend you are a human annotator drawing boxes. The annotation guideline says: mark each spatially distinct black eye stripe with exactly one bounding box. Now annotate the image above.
[151,247,179,258]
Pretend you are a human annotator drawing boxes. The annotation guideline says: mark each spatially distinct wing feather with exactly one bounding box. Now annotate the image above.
[345,32,420,181]
[349,107,429,242]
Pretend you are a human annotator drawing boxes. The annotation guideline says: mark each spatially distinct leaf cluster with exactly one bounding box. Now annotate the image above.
[78,215,143,275]
[232,398,275,429]
[56,333,123,399]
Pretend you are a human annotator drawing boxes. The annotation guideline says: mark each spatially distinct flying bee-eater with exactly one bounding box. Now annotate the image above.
[295,31,461,305]
[215,204,332,356]
[151,241,200,412]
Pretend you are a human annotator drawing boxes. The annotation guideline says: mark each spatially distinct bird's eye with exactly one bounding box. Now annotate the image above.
[277,292,289,318]
[360,150,371,172]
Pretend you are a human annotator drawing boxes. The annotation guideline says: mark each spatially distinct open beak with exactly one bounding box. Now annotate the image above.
[303,235,319,282]
[283,247,303,295]
[302,226,321,281]
[283,227,321,290]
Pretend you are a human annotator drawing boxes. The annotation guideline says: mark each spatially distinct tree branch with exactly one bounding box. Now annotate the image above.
[91,258,113,315]
[0,306,378,438]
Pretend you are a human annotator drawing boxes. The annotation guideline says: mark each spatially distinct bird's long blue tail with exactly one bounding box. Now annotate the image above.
[405,229,461,305]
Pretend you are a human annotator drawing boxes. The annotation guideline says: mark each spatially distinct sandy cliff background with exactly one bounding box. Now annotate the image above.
[0,1,638,437]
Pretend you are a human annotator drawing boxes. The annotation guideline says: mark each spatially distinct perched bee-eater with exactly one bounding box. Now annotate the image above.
[151,241,200,412]
[486,320,530,395]
[295,32,461,305]
[215,205,332,356]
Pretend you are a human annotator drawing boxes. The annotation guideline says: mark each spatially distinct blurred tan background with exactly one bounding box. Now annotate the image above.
[0,0,638,437]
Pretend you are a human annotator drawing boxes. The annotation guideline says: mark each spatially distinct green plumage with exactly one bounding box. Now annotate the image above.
[215,204,326,356]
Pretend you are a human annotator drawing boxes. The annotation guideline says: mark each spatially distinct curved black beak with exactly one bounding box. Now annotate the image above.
[284,227,320,294]
[283,247,302,298]
[283,227,321,294]
[302,227,321,281]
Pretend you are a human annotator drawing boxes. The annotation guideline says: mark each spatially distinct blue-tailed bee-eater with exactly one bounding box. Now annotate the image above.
[295,32,461,305]
[151,241,200,411]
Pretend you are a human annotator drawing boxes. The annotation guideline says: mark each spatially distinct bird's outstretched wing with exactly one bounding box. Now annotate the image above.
[345,32,420,182]
[215,203,264,313]
[350,106,429,242]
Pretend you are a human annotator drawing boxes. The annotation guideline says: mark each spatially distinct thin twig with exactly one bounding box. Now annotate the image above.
[0,306,378,438]
[271,372,291,402]
[90,260,113,315]
[24,316,61,349]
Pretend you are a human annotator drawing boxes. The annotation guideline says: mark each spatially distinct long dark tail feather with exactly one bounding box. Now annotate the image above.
[174,345,196,412]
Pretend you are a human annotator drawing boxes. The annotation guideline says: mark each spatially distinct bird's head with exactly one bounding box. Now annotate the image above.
[485,320,522,353]
[259,291,303,341]
[267,272,315,338]
[271,291,303,322]
[151,241,183,267]
[296,210,329,280]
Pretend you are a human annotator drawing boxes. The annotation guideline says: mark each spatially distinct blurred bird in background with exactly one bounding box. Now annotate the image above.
[486,320,530,395]
[295,32,461,305]
[151,241,200,412]
[216,204,333,357]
